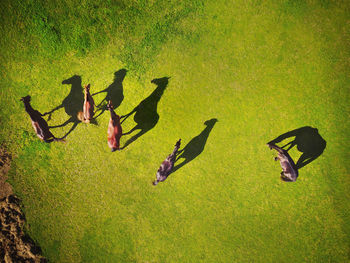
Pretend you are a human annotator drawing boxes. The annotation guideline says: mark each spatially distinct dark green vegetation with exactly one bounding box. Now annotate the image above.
[0,0,349,262]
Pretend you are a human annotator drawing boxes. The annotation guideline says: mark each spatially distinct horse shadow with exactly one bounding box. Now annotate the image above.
[268,126,326,169]
[173,118,218,173]
[43,75,86,139]
[93,69,127,119]
[120,77,170,149]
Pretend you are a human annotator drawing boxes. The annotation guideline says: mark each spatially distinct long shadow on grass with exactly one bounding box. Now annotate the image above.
[172,118,218,173]
[93,69,127,119]
[120,77,170,149]
[43,75,87,139]
[268,126,326,169]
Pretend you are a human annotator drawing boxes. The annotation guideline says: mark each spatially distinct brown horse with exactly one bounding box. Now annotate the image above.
[77,84,95,123]
[107,101,122,152]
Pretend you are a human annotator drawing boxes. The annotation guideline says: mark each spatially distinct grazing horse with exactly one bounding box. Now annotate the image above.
[107,101,122,152]
[153,139,181,185]
[267,143,298,182]
[80,84,95,123]
[20,95,61,142]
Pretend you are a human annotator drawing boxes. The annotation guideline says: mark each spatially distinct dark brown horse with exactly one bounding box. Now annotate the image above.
[153,139,181,185]
[21,95,62,142]
[267,143,298,182]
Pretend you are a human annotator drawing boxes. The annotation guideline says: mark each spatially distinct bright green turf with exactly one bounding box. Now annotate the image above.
[1,0,349,262]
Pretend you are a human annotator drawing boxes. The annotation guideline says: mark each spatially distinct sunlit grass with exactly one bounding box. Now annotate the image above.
[0,0,349,262]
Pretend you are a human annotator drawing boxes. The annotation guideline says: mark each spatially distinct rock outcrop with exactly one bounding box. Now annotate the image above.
[0,147,46,262]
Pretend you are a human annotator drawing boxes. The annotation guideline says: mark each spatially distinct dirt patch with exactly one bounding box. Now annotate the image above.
[0,195,47,262]
[0,146,47,262]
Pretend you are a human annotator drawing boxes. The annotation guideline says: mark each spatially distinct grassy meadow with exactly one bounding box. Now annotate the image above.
[0,0,349,262]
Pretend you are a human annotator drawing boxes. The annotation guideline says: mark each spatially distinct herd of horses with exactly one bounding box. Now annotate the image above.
[20,81,177,185]
[20,79,326,184]
[20,84,124,148]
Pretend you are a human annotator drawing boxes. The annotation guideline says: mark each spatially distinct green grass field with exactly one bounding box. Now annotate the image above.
[1,0,349,262]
